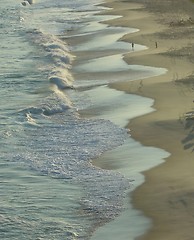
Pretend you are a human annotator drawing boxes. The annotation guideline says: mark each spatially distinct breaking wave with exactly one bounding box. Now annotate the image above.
[26,28,75,90]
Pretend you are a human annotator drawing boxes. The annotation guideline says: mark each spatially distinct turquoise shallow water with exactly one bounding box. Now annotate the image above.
[0,0,169,239]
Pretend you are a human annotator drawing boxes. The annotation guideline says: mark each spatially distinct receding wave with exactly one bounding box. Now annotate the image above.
[13,113,129,234]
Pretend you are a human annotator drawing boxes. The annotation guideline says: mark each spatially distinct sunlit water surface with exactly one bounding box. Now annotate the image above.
[0,0,169,239]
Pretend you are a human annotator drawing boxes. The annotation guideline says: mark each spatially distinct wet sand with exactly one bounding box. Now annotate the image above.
[70,0,194,238]
[103,0,194,239]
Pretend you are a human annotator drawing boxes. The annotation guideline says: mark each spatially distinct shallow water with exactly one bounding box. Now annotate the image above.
[79,87,170,240]
[0,0,169,239]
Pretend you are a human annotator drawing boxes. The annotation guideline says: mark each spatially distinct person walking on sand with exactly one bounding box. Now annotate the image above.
[155,41,158,48]
[132,42,134,50]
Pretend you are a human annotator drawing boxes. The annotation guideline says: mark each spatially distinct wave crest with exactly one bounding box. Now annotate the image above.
[27,29,75,89]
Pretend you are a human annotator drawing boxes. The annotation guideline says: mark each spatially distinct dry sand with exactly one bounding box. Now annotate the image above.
[100,0,194,239]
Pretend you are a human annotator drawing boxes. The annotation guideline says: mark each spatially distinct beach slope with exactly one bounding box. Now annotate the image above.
[104,0,194,239]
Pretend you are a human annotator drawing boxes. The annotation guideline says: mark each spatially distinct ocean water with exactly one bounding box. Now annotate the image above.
[0,0,168,239]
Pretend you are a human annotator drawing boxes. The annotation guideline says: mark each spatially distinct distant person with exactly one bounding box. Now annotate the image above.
[155,41,158,48]
[132,42,134,50]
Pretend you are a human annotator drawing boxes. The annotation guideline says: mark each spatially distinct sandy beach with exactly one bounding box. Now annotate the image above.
[98,0,194,239]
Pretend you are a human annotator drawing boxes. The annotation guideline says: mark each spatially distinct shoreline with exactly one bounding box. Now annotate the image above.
[68,0,194,238]
[68,1,170,238]
[102,0,194,239]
